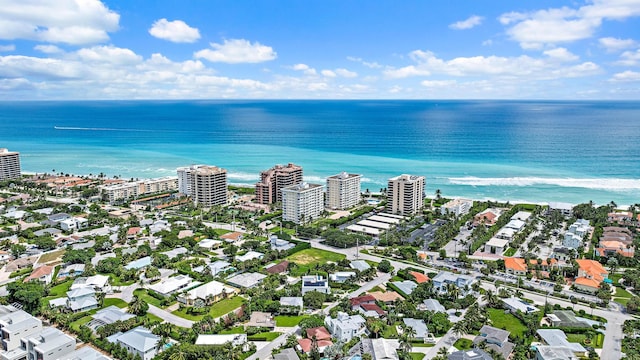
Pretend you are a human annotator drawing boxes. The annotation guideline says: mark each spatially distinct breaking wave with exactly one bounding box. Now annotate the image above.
[448,177,640,191]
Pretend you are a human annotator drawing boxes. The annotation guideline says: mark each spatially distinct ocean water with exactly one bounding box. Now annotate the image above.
[0,100,639,206]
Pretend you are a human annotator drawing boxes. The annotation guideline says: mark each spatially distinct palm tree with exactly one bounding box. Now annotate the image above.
[451,320,469,338]
[482,289,500,307]
[435,189,442,201]
[368,319,384,338]
[128,295,148,315]
[168,349,187,360]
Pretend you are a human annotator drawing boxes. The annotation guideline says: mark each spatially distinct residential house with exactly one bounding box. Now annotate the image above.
[324,312,367,342]
[198,238,222,250]
[484,237,509,254]
[273,348,301,360]
[70,275,111,293]
[546,311,591,328]
[280,297,304,314]
[608,211,633,224]
[357,338,400,360]
[235,251,264,262]
[391,280,417,296]
[0,309,43,352]
[245,312,275,329]
[266,260,290,275]
[89,306,136,332]
[60,346,112,360]
[504,258,527,276]
[220,232,243,243]
[409,271,429,284]
[431,272,474,295]
[270,235,295,252]
[402,318,430,342]
[502,297,539,314]
[24,265,55,284]
[439,199,473,217]
[473,325,515,359]
[57,264,85,278]
[448,349,493,360]
[149,275,194,297]
[22,327,76,360]
[301,275,330,294]
[535,345,579,360]
[124,256,151,270]
[161,247,188,260]
[574,259,608,294]
[0,250,11,263]
[359,303,386,318]
[195,334,249,351]
[597,240,635,258]
[107,326,160,360]
[297,326,332,354]
[179,280,237,305]
[206,260,231,276]
[536,329,587,358]
[349,295,376,310]
[330,272,356,283]
[418,299,446,313]
[473,209,501,227]
[350,260,371,272]
[226,272,266,289]
[66,287,99,312]
[368,291,404,305]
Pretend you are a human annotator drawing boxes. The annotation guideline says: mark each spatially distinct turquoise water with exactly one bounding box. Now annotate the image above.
[1,100,639,205]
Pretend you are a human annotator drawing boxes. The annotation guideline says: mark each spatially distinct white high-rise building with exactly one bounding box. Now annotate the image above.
[387,174,425,215]
[282,183,323,224]
[177,165,227,206]
[0,148,21,181]
[326,172,361,210]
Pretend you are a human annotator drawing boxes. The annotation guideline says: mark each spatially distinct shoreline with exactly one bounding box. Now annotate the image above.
[16,171,636,209]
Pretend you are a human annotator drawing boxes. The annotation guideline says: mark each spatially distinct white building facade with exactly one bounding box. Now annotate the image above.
[0,149,20,181]
[177,165,227,206]
[326,172,361,210]
[282,183,323,224]
[387,174,425,216]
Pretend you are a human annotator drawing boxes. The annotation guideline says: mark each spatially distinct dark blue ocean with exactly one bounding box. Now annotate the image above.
[1,100,639,205]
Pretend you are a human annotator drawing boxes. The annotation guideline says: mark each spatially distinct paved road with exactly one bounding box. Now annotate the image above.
[323,272,391,315]
[424,329,457,359]
[148,304,195,328]
[247,326,300,360]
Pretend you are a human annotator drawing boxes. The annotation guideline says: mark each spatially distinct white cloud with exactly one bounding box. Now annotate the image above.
[194,39,276,63]
[321,69,336,77]
[77,46,142,65]
[149,19,200,43]
[449,15,484,30]
[616,49,640,66]
[500,0,640,49]
[384,49,599,80]
[291,63,316,75]
[610,70,640,82]
[347,56,382,69]
[599,37,637,52]
[543,47,579,62]
[421,80,457,87]
[0,44,14,51]
[34,45,63,54]
[335,68,357,78]
[482,39,493,46]
[0,0,119,45]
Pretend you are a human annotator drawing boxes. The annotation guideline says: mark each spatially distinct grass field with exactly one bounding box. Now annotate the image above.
[453,338,473,350]
[503,248,516,257]
[70,315,93,332]
[487,308,527,339]
[566,332,604,348]
[133,289,164,307]
[172,296,245,321]
[220,326,245,334]
[37,249,65,264]
[275,315,309,327]
[48,280,73,297]
[286,248,345,265]
[248,332,281,341]
[409,353,425,360]
[103,298,128,308]
[615,287,633,298]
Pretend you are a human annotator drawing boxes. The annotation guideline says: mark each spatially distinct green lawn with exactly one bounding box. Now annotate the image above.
[220,326,245,334]
[248,332,281,341]
[453,338,473,350]
[214,229,231,236]
[48,280,73,297]
[103,298,128,308]
[37,249,65,264]
[615,297,630,305]
[409,353,425,360]
[503,248,516,257]
[107,274,135,286]
[172,296,245,321]
[133,289,164,307]
[615,287,633,298]
[566,332,604,349]
[286,248,346,266]
[275,315,309,327]
[145,312,162,324]
[70,315,93,332]
[382,323,398,338]
[487,308,528,339]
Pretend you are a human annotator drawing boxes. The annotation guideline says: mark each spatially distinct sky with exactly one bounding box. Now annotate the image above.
[1,0,640,100]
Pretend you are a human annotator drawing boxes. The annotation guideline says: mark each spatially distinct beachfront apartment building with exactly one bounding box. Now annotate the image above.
[439,198,473,217]
[282,182,323,224]
[255,163,303,204]
[387,174,425,215]
[0,149,20,181]
[326,172,361,210]
[100,176,178,203]
[177,165,227,206]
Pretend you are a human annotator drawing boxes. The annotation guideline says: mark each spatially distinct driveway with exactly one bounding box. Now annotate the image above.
[246,326,300,360]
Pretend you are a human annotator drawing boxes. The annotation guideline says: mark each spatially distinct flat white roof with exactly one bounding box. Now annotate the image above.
[486,237,509,247]
[357,219,391,229]
[376,213,406,220]
[368,215,400,224]
[195,334,246,345]
[346,224,380,236]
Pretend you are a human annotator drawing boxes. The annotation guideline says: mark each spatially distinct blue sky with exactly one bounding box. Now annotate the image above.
[1,0,639,99]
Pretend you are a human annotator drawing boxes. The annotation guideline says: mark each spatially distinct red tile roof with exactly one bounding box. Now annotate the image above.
[360,303,386,315]
[306,326,331,341]
[349,294,376,307]
[25,265,54,282]
[409,271,430,283]
[504,258,527,272]
[266,261,289,274]
[127,227,141,235]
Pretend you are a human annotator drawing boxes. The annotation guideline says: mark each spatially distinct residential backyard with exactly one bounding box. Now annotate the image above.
[172,296,245,321]
[487,308,528,339]
[275,315,309,327]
